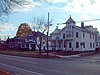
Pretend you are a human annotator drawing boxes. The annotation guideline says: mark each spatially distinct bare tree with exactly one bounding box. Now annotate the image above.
[0,0,30,15]
[31,16,52,33]
[0,0,31,22]
[0,0,53,22]
[31,16,52,55]
[33,0,53,3]
[0,0,53,16]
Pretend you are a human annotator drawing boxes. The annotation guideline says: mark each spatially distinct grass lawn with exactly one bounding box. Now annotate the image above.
[0,49,99,58]
[0,49,59,59]
[0,49,40,56]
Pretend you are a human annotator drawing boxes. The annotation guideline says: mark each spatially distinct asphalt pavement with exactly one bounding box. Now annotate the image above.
[0,54,100,75]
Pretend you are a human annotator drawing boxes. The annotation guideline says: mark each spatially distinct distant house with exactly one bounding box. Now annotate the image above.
[6,36,25,49]
[50,16,100,52]
[22,31,50,50]
[0,39,6,49]
[20,31,38,50]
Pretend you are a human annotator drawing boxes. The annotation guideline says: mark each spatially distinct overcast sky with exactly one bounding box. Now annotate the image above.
[0,0,100,39]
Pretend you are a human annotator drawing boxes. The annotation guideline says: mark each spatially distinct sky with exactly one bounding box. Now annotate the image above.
[0,0,100,39]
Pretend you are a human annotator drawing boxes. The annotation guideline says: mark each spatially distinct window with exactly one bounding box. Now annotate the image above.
[99,37,100,41]
[93,35,95,39]
[66,31,68,37]
[56,37,59,39]
[69,31,71,37]
[64,41,66,48]
[63,33,65,39]
[26,44,29,47]
[93,43,95,48]
[83,33,85,38]
[90,43,92,48]
[76,32,78,38]
[22,44,24,47]
[69,42,72,48]
[66,25,71,29]
[59,42,61,48]
[96,42,98,46]
[29,37,32,40]
[90,34,91,39]
[76,42,79,48]
[83,42,85,48]
[66,31,72,38]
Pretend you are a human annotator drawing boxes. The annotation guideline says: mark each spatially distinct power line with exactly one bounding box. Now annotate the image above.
[76,18,100,23]
[57,18,100,25]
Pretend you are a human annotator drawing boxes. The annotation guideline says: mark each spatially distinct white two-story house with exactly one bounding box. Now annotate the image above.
[50,16,99,52]
[20,31,51,50]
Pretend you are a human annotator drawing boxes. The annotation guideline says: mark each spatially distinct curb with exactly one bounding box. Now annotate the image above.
[56,55,80,58]
[56,52,99,58]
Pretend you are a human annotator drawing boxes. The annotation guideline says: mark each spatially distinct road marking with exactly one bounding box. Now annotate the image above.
[0,56,37,64]
[0,63,44,75]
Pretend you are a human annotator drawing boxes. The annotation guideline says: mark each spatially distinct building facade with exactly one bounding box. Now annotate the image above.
[6,31,51,50]
[21,31,48,50]
[50,16,100,52]
[6,36,25,49]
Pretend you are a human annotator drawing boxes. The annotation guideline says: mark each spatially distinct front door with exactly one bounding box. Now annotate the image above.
[31,44,35,50]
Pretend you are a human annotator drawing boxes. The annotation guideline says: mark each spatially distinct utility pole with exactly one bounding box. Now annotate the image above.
[39,36,42,55]
[47,12,49,56]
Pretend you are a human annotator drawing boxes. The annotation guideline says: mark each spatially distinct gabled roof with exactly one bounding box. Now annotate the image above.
[51,25,97,35]
[6,36,25,43]
[28,31,46,36]
[73,26,97,34]
[50,28,61,35]
[65,16,76,24]
[7,36,25,41]
[14,36,26,39]
[27,31,50,40]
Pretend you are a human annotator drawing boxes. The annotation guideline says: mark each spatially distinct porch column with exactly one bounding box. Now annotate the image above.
[62,40,65,50]
[29,44,32,50]
[56,40,57,50]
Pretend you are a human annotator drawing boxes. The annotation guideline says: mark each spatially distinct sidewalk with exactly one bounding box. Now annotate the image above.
[51,52,100,58]
[56,54,80,58]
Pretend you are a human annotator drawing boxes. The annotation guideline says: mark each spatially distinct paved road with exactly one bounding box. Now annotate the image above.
[0,54,100,75]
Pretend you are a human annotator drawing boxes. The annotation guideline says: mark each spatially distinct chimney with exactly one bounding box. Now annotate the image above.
[56,26,58,29]
[81,22,84,28]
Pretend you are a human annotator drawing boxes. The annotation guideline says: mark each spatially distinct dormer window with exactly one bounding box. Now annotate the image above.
[56,37,59,39]
[66,25,71,29]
